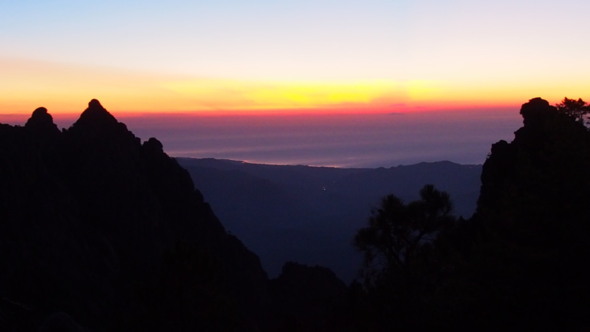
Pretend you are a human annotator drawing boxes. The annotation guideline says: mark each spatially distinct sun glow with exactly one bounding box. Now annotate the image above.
[164,79,399,111]
[1,58,588,116]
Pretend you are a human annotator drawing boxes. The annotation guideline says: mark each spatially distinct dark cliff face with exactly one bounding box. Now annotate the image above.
[0,100,270,331]
[471,97,590,329]
[477,97,590,235]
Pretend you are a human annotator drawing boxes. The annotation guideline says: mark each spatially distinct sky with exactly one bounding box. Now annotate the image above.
[1,0,590,114]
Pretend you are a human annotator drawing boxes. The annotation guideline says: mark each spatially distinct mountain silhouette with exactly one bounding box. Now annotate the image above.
[345,97,590,330]
[468,97,590,329]
[0,100,275,330]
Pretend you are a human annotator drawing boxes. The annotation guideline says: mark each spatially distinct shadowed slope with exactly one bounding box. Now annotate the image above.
[468,97,590,329]
[0,100,271,331]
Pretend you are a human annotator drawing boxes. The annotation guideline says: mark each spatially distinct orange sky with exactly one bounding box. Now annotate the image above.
[1,57,587,116]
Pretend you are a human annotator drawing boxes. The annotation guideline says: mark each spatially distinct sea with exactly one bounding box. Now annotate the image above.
[1,108,521,168]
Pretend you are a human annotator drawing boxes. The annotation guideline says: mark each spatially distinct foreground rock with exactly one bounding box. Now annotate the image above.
[0,100,272,330]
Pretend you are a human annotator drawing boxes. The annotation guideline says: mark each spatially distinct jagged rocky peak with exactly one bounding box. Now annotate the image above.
[66,99,138,145]
[73,99,118,128]
[519,97,556,127]
[26,107,52,124]
[89,98,102,108]
[0,98,275,330]
[143,137,164,154]
[25,106,60,136]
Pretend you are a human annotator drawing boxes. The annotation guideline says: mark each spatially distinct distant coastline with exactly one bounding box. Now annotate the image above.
[1,109,519,168]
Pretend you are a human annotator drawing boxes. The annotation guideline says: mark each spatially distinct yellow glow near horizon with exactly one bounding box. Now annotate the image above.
[163,79,399,110]
[3,1,590,119]
[1,58,589,116]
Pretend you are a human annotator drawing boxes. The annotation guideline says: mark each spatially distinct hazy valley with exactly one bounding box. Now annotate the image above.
[178,158,481,281]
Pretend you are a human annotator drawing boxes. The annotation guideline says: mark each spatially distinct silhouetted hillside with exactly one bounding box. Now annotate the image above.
[345,97,590,330]
[0,100,272,331]
[469,97,590,329]
[178,158,481,281]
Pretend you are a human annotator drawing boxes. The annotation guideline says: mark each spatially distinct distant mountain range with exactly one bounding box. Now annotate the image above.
[178,158,482,281]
